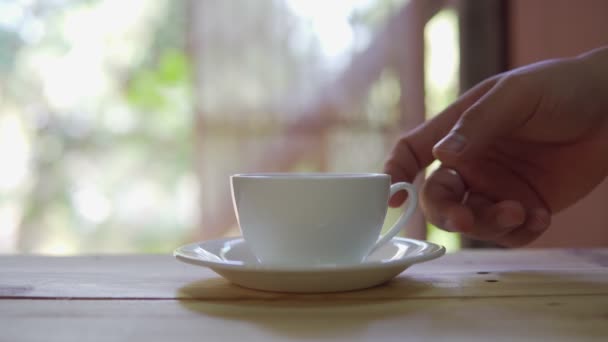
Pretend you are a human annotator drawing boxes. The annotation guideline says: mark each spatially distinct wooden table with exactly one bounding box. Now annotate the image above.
[1,249,607,341]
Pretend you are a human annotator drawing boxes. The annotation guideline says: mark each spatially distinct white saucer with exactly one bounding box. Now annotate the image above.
[174,237,445,293]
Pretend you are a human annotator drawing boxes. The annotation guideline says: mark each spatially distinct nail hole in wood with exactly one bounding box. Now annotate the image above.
[485,279,498,283]
[477,271,490,275]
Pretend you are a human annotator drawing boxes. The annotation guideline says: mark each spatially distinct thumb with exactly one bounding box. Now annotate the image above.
[432,77,538,162]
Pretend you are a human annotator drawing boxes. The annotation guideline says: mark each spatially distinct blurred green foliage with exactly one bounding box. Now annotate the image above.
[127,50,191,110]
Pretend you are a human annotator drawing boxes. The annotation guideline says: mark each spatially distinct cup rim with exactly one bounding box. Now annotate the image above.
[232,172,389,179]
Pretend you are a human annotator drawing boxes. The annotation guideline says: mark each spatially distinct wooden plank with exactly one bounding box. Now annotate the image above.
[0,249,606,300]
[1,296,606,342]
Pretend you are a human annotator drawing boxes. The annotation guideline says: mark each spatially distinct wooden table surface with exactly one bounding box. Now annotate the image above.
[1,249,607,341]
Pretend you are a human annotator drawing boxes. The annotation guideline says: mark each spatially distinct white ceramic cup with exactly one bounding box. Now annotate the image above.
[231,173,417,266]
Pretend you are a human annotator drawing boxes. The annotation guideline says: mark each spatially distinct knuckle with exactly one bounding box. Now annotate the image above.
[394,135,413,155]
[456,104,484,130]
[501,73,533,92]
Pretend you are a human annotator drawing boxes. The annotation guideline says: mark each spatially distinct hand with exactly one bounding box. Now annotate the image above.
[384,47,608,247]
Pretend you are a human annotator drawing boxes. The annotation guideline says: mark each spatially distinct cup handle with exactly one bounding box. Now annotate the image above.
[369,182,418,254]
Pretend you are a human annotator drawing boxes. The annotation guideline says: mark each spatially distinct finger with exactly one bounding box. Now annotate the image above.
[496,208,551,247]
[385,141,423,207]
[433,75,540,163]
[463,195,527,241]
[421,168,474,232]
[385,77,499,207]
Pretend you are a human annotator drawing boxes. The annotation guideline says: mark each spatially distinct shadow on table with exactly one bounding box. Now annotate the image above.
[175,269,608,339]
[176,277,432,339]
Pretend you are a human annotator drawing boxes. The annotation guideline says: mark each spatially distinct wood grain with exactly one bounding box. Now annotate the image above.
[1,249,606,341]
[1,296,607,342]
[0,249,606,300]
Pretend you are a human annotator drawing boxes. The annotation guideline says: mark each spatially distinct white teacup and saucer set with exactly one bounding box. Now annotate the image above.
[174,173,445,293]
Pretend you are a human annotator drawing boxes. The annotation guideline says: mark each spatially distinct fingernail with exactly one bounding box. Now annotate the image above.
[529,209,551,232]
[434,132,466,154]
